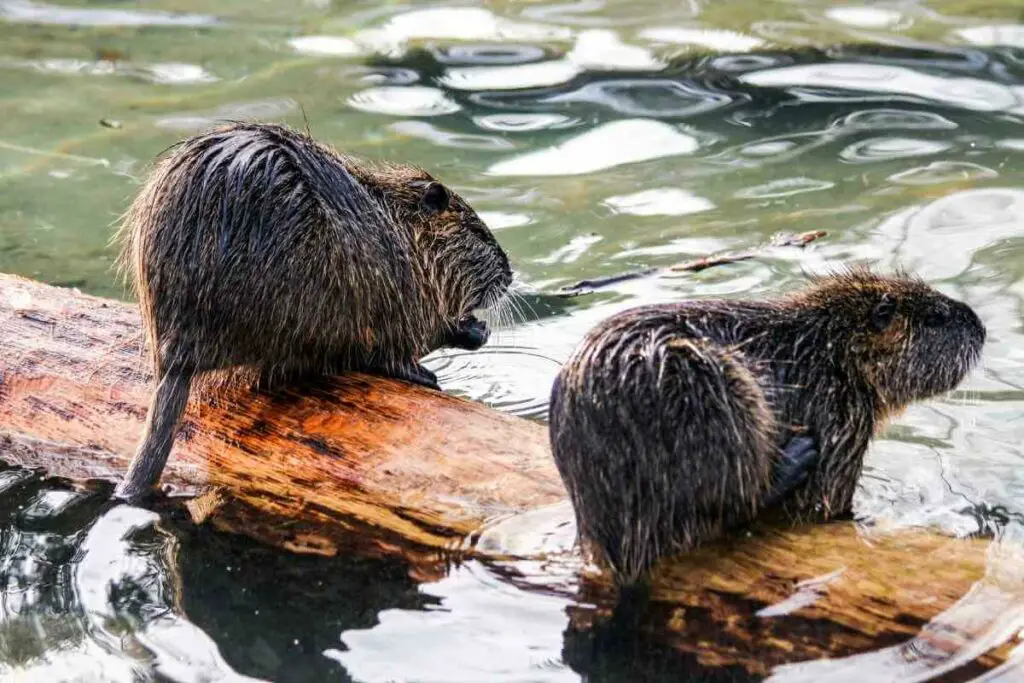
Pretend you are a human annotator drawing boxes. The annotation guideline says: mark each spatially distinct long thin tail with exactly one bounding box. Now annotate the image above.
[114,369,193,501]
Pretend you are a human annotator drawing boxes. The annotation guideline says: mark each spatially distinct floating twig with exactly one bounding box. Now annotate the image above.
[555,230,827,297]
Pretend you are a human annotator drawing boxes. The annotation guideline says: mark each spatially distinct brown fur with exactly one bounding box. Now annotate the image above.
[114,121,512,500]
[549,267,986,586]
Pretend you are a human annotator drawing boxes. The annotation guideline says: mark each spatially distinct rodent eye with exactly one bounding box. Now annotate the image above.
[418,181,451,215]
[870,298,897,333]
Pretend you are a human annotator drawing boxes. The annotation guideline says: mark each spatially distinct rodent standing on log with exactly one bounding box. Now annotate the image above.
[115,122,512,501]
[549,268,985,586]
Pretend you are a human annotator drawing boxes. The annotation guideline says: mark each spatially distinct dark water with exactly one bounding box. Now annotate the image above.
[4,1,1024,681]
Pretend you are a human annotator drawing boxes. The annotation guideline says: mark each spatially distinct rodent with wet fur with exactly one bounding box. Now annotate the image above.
[115,121,512,501]
[549,268,986,587]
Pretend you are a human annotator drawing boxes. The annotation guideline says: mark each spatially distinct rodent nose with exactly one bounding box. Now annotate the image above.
[955,300,986,344]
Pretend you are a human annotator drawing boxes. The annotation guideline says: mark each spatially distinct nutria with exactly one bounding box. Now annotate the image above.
[114,121,512,501]
[549,268,986,587]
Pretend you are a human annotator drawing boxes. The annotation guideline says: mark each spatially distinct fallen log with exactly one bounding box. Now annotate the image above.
[1,272,1021,679]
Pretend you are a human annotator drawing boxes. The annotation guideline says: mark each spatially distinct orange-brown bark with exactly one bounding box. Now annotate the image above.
[1,272,1020,678]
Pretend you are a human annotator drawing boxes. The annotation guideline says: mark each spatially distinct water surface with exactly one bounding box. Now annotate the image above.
[3,0,1024,680]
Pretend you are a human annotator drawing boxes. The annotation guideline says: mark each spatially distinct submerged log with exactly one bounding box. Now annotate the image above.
[0,272,1021,679]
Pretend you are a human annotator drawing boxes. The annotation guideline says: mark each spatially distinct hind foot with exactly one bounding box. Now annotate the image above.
[762,436,819,508]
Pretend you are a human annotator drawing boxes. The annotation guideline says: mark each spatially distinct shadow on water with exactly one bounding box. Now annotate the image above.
[0,464,430,682]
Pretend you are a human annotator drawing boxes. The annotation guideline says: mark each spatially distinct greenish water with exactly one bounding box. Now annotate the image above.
[4,0,1024,681]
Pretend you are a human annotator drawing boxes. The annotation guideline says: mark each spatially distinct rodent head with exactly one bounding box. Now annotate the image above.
[346,160,513,329]
[799,267,986,414]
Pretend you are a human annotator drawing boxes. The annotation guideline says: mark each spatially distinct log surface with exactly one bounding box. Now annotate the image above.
[1,272,1021,679]
[0,273,561,554]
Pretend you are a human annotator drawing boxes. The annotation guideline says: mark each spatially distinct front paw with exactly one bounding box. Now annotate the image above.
[763,436,819,508]
[447,315,490,351]
[384,363,441,391]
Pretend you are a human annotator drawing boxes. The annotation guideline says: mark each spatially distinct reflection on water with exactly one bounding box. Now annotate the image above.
[4,0,1024,680]
[0,0,218,27]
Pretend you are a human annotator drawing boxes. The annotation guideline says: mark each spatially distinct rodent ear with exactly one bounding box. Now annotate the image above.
[870,296,897,333]
[418,181,451,214]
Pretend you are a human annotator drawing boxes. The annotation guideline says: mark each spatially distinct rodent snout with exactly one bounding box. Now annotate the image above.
[954,300,987,346]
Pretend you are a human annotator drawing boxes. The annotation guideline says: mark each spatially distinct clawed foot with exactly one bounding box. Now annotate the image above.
[446,315,489,351]
[386,362,441,391]
[762,436,819,509]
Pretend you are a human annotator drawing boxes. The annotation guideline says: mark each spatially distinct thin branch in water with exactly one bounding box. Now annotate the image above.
[554,230,828,297]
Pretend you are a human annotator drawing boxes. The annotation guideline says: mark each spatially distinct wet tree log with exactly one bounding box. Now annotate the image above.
[0,273,562,566]
[0,272,1020,679]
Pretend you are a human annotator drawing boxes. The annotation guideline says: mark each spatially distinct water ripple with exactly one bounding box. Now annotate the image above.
[735,177,835,199]
[544,79,735,117]
[390,121,516,150]
[833,108,959,132]
[7,58,218,84]
[824,6,907,30]
[839,136,953,163]
[486,118,700,176]
[472,113,575,132]
[740,63,1021,112]
[347,85,461,116]
[880,188,1024,280]
[638,26,766,52]
[288,35,362,57]
[956,25,1024,48]
[352,7,573,57]
[602,187,715,216]
[441,59,584,92]
[888,161,998,185]
[427,346,562,419]
[0,0,218,26]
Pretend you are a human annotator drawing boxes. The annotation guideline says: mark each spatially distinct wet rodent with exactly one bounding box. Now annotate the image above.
[115,121,512,501]
[549,268,986,587]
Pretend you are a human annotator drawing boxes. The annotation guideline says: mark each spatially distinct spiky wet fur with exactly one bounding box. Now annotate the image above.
[115,121,512,498]
[548,267,986,586]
